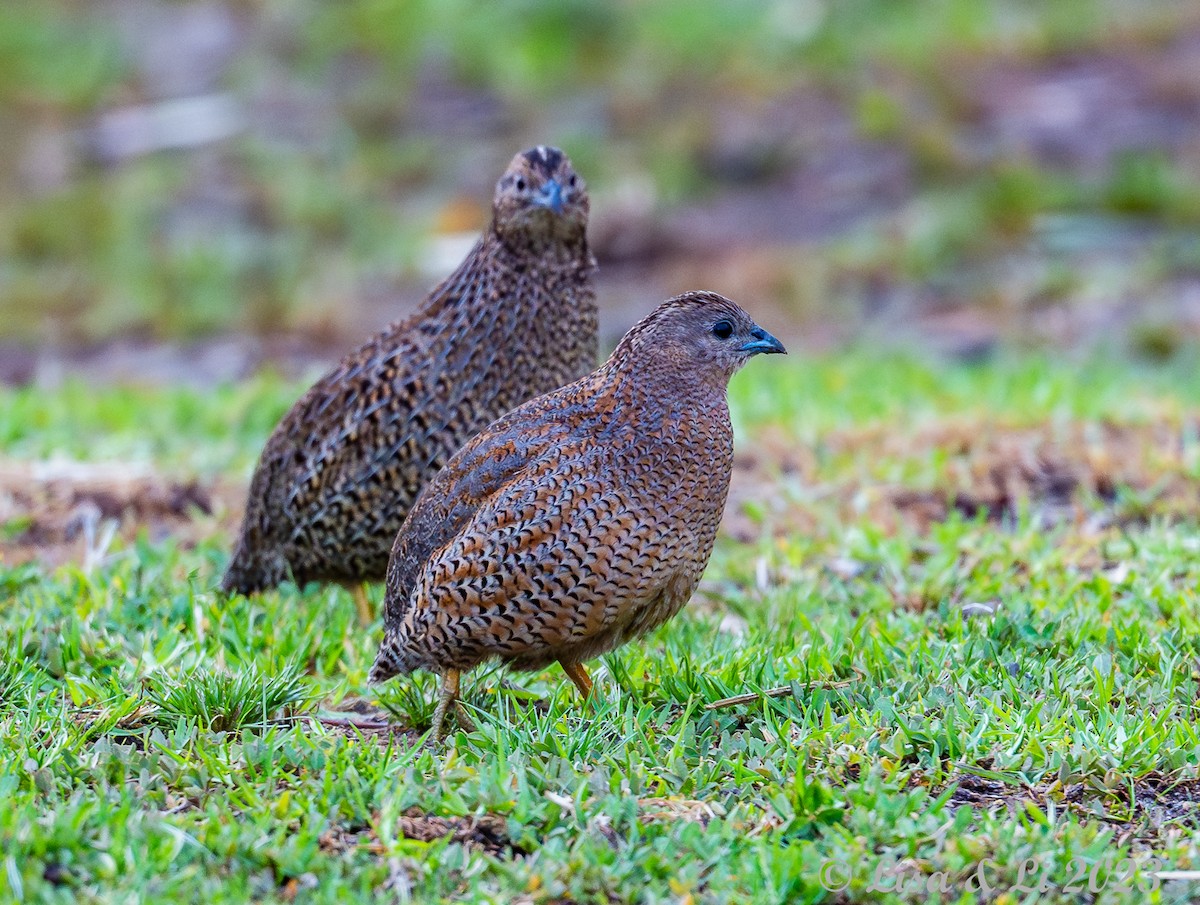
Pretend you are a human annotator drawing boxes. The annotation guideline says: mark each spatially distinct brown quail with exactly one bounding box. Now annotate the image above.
[223,147,597,611]
[368,291,786,737]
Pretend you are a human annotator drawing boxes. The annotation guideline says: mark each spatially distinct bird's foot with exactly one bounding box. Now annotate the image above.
[453,701,477,733]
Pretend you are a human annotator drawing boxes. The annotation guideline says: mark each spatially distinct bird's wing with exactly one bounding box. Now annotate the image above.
[382,396,580,620]
[388,431,679,668]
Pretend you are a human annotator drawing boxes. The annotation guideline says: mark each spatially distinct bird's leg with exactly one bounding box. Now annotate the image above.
[352,583,374,626]
[430,669,461,740]
[454,699,477,733]
[560,661,594,701]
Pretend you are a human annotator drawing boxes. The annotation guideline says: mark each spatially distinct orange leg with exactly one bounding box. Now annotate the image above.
[560,661,594,700]
[352,583,374,627]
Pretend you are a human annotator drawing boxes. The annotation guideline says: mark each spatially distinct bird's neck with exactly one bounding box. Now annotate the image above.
[594,357,732,427]
[489,227,593,272]
[419,231,593,324]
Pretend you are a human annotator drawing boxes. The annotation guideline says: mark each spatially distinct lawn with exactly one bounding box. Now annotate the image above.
[3,351,1200,903]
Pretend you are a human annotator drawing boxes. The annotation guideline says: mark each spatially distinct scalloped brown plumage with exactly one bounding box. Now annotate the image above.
[223,147,597,603]
[369,290,786,737]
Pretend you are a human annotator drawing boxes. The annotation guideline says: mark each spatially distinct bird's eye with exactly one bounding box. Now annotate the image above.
[711,320,733,340]
[515,177,526,191]
[568,174,577,187]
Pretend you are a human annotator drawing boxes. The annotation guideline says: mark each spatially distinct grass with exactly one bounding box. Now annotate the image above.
[3,352,1200,901]
[144,663,310,734]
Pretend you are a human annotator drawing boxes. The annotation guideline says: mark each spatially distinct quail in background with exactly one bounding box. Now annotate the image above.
[369,291,786,737]
[222,147,597,619]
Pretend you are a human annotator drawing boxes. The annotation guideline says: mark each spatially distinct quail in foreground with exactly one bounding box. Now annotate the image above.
[223,147,597,619]
[368,291,786,737]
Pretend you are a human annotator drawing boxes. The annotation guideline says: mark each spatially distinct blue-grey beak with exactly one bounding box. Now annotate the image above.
[739,325,786,355]
[532,179,565,215]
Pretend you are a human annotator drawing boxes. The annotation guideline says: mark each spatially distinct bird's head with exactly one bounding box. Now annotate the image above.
[492,145,589,245]
[616,291,786,382]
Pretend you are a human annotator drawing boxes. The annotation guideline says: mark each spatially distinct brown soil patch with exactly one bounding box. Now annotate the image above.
[942,771,1200,845]
[1129,776,1200,831]
[396,812,519,856]
[943,773,1044,812]
[303,699,425,748]
[637,797,723,828]
[0,459,238,570]
[725,416,1200,543]
[837,417,1198,530]
[319,811,523,859]
[7,413,1198,574]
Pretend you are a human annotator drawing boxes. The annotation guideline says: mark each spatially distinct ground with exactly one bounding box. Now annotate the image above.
[3,351,1200,903]
[5,0,1200,900]
[5,1,1200,379]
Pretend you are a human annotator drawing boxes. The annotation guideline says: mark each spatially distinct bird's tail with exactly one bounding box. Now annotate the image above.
[368,630,417,684]
[220,540,289,596]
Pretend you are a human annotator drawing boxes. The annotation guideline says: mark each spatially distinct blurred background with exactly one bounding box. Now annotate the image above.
[2,0,1199,385]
